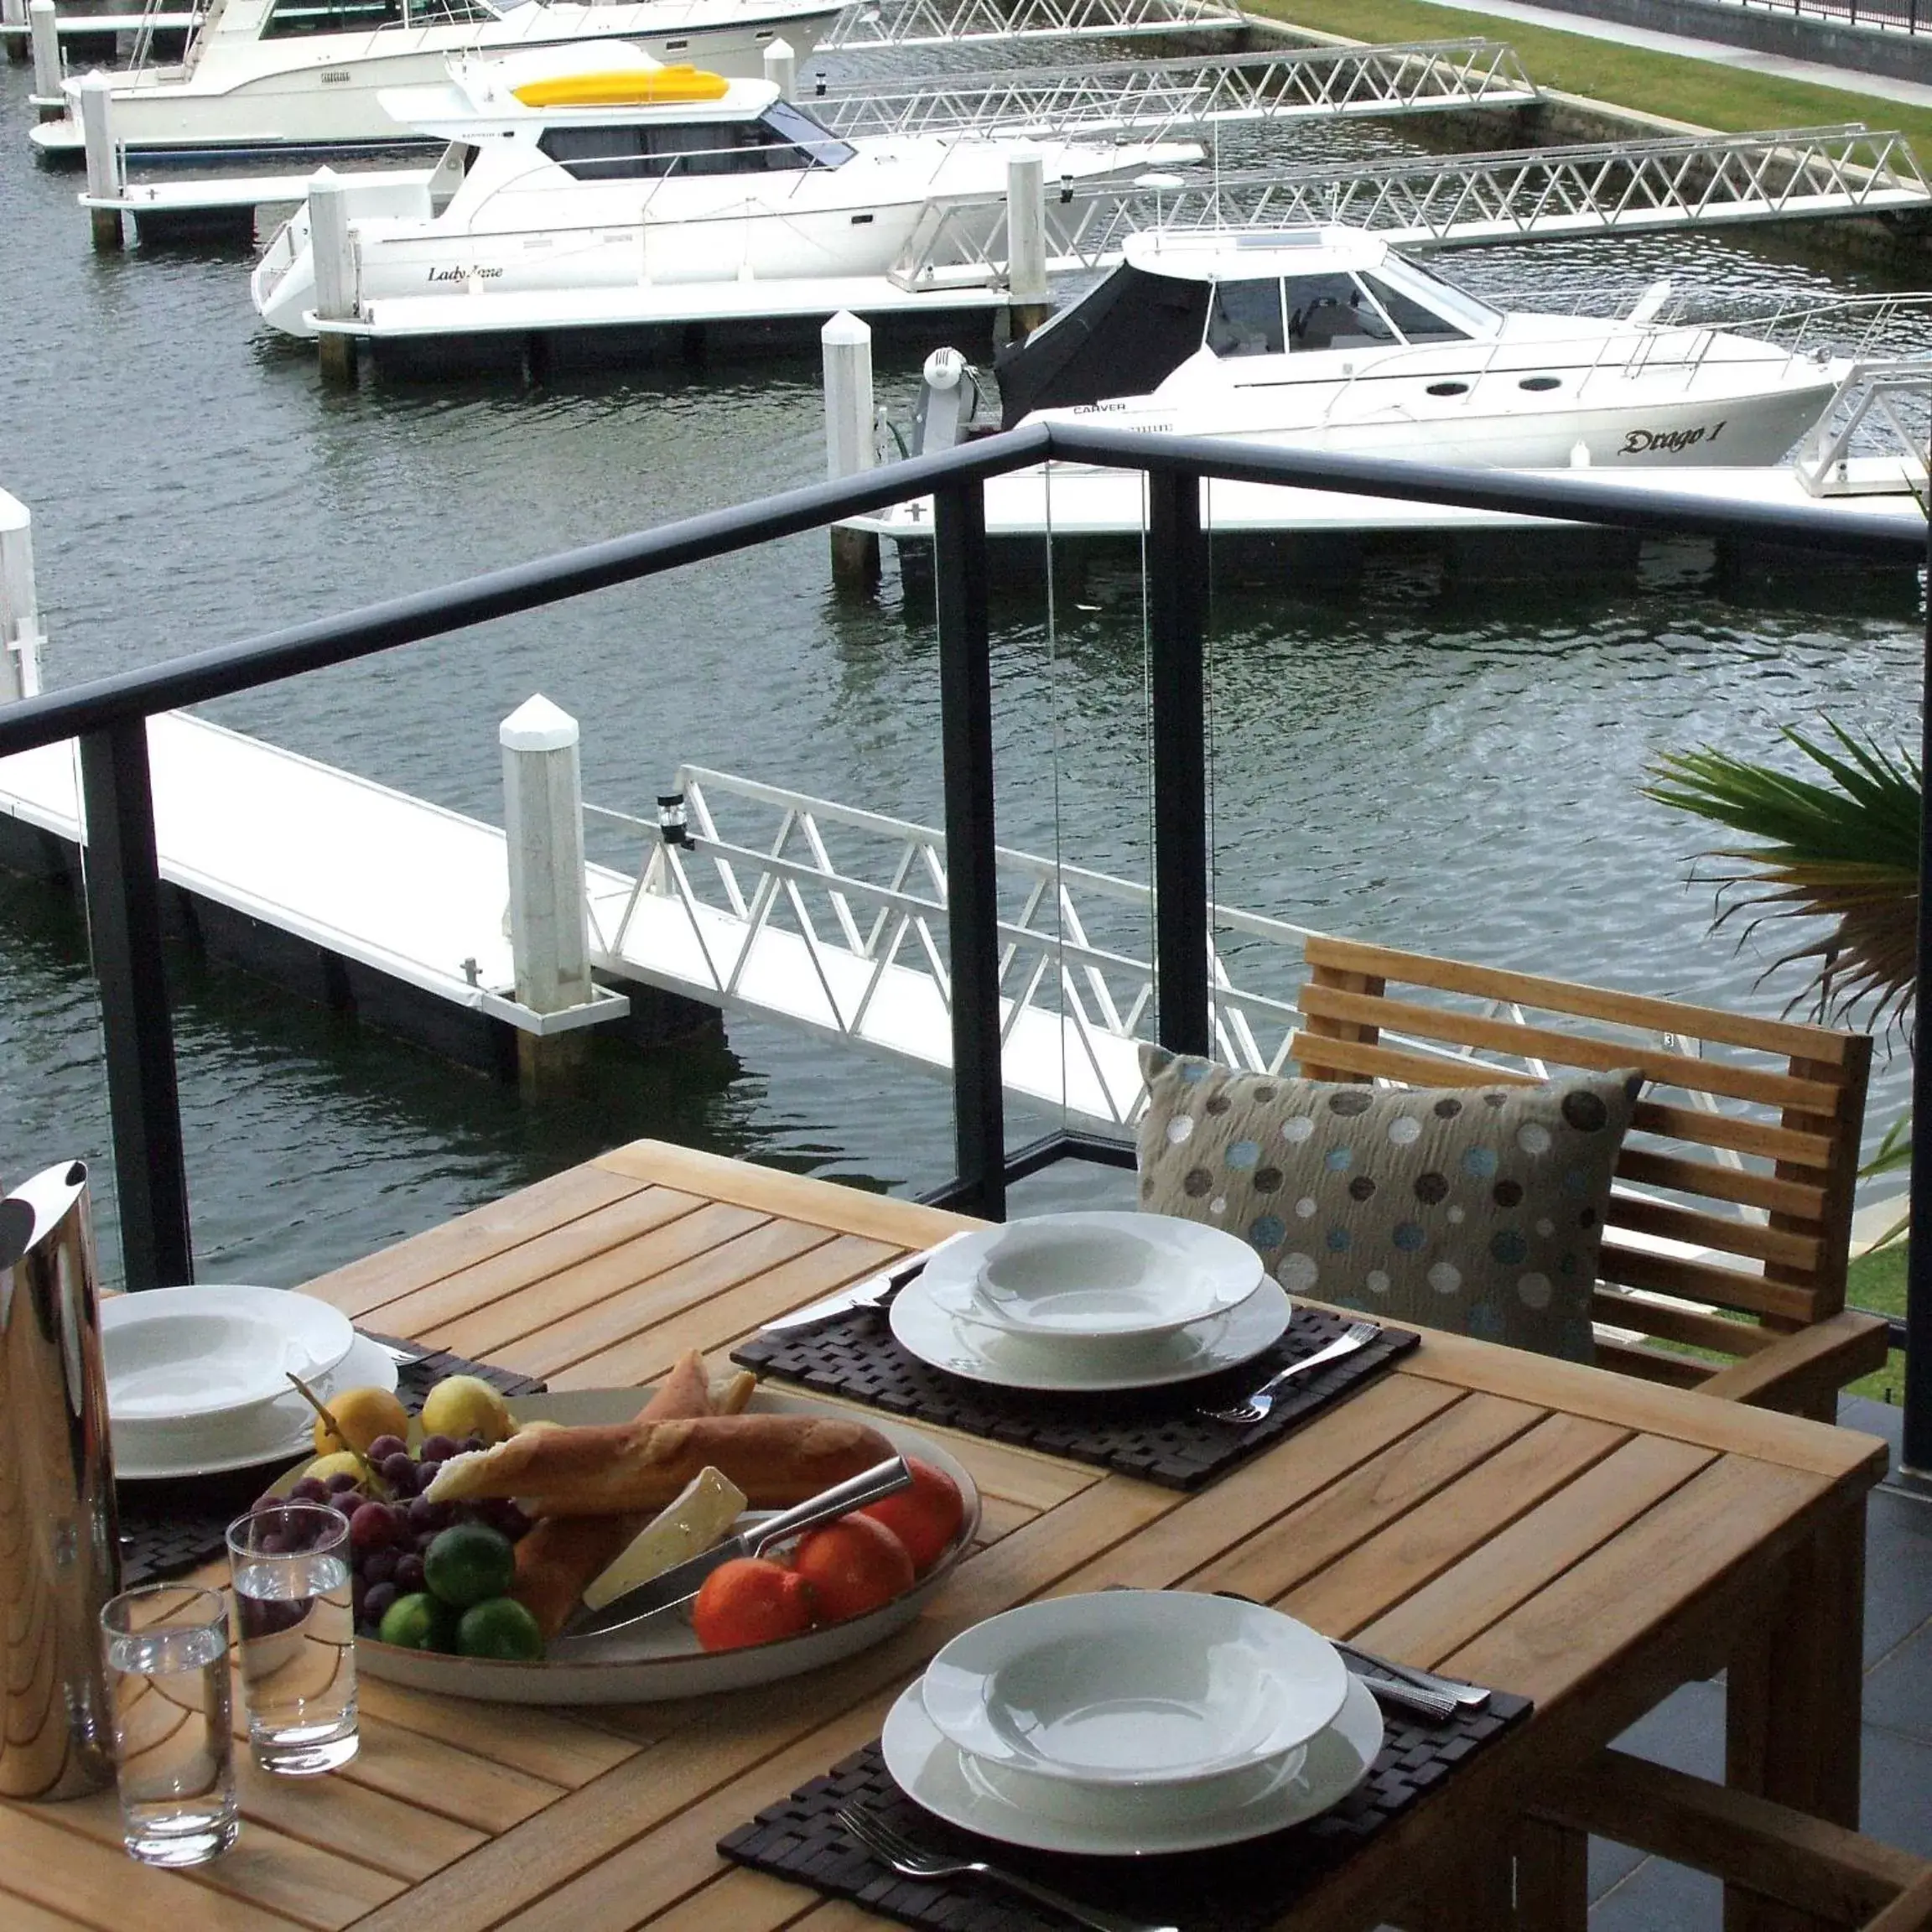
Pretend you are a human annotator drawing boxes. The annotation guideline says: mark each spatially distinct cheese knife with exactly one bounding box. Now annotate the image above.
[555,1456,914,1643]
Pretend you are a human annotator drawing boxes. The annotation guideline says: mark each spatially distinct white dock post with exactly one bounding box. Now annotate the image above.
[0,490,44,704]
[761,34,795,101]
[307,169,359,387]
[4,0,29,66]
[501,693,595,1089]
[78,73,122,252]
[823,309,879,590]
[1005,150,1052,336]
[29,0,62,117]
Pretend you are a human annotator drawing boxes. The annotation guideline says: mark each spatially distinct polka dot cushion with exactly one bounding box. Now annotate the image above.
[1135,1046,1644,1364]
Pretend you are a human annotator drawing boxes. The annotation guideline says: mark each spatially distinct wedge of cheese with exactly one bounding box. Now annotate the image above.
[581,1466,749,1612]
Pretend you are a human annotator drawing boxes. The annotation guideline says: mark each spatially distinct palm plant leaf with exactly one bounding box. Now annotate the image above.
[1644,722,1919,1031]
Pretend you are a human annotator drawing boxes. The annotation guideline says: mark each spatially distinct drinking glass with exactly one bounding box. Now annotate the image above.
[99,1584,239,1866]
[226,1499,358,1775]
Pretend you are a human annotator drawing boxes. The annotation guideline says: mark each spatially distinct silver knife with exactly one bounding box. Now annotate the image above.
[1342,1642,1491,1710]
[760,1232,969,1334]
[554,1457,914,1644]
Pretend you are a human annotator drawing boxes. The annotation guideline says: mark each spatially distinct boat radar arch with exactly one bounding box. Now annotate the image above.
[1120,226,1392,279]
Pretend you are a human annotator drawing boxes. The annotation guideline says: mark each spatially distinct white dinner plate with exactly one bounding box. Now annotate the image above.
[923,1213,1263,1342]
[882,1670,1385,1856]
[285,1387,982,1706]
[112,1330,397,1481]
[920,1591,1348,1786]
[892,1274,1291,1393]
[102,1284,355,1430]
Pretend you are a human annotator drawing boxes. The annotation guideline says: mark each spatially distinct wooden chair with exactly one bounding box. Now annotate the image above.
[1532,1751,1932,1929]
[1286,933,1888,1419]
[1872,1869,1932,1932]
[1283,936,1893,1929]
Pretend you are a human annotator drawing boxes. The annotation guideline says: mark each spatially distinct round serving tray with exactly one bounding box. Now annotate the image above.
[276,1385,980,1706]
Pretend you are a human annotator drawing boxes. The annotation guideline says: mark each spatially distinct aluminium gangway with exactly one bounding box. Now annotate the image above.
[808,39,1536,138]
[818,0,1243,48]
[582,766,1767,1161]
[891,123,1932,287]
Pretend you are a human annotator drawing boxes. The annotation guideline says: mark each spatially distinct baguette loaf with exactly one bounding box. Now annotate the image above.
[508,1352,714,1638]
[430,1412,894,1515]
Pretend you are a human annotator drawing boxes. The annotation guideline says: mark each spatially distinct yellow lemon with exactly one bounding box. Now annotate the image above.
[419,1374,514,1446]
[312,1385,411,1456]
[304,1449,367,1487]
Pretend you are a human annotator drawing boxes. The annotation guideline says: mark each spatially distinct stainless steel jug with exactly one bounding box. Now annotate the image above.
[0,1160,120,1800]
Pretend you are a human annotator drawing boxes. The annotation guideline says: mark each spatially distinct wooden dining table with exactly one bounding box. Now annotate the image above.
[0,1139,1889,1932]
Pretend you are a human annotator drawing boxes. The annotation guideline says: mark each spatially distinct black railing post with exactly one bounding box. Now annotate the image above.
[934,481,1005,1221]
[1906,511,1932,1472]
[1147,468,1211,1059]
[78,720,193,1291]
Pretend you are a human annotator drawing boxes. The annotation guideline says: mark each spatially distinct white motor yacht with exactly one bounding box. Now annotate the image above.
[995,226,1850,467]
[29,0,843,158]
[250,45,1202,337]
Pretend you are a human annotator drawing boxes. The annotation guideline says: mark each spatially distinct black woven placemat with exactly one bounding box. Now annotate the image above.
[732,1302,1418,1490]
[114,1333,546,1587]
[720,1678,1531,1932]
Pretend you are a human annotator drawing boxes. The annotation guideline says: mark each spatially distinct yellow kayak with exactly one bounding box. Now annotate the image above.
[512,66,730,109]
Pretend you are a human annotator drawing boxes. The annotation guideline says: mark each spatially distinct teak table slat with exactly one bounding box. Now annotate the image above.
[3,1140,1888,1932]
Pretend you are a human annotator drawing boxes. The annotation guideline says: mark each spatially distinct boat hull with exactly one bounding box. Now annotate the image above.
[252,143,1203,338]
[32,3,837,155]
[1049,356,1843,470]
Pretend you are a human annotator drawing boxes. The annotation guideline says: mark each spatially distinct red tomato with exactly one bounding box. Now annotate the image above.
[691,1557,816,1652]
[858,1457,965,1575]
[792,1516,916,1623]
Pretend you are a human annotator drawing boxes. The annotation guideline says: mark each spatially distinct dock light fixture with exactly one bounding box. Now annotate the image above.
[657,793,690,847]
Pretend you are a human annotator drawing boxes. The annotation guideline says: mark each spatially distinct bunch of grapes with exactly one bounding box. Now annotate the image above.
[285,1432,531,1638]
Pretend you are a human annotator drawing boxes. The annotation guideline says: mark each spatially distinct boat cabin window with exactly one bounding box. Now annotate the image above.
[1358,271,1471,343]
[408,0,496,20]
[1205,272,1410,357]
[1284,273,1397,351]
[538,110,853,181]
[1204,279,1283,358]
[262,0,398,34]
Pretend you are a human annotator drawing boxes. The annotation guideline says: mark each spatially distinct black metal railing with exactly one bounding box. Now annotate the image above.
[1719,0,1926,34]
[0,422,1924,1463]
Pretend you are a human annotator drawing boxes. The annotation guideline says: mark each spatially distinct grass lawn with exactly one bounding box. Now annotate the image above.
[1848,1241,1908,1405]
[1246,0,1932,151]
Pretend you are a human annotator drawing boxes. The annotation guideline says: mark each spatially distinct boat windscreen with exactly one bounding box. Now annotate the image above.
[1359,271,1471,344]
[995,265,1211,427]
[761,100,855,168]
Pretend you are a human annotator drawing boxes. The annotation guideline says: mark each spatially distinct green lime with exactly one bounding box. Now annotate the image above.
[456,1597,545,1662]
[423,1523,516,1609]
[377,1592,455,1652]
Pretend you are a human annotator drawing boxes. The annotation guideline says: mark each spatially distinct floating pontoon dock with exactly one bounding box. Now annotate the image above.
[308,278,1016,357]
[0,712,1245,1122]
[844,454,1931,553]
[0,712,642,1068]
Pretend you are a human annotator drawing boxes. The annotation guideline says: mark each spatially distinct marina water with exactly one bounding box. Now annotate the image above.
[0,51,1922,1282]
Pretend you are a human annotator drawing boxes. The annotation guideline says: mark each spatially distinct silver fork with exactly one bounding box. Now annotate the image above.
[835,1804,1178,1932]
[1198,1319,1379,1426]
